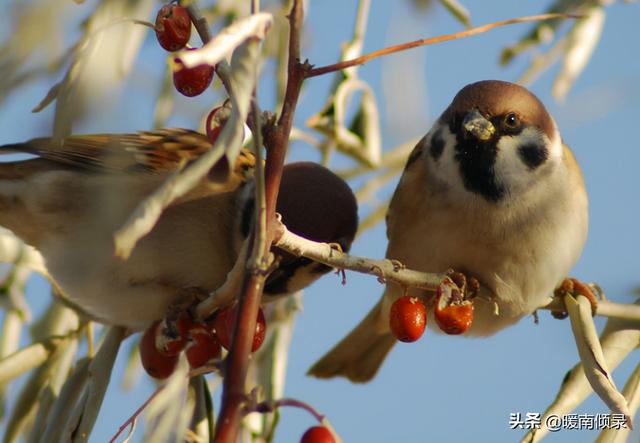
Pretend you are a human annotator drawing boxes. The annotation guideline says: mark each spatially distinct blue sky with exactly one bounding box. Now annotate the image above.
[1,1,638,442]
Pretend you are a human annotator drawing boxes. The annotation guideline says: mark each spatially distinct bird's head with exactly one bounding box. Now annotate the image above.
[424,80,564,203]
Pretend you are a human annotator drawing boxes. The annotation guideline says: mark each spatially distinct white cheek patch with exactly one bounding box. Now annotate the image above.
[495,127,558,195]
[426,124,467,195]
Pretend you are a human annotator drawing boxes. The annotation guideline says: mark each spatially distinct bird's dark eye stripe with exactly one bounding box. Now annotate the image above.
[430,128,445,160]
[518,143,549,170]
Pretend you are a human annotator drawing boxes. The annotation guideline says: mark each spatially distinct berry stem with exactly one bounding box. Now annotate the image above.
[250,397,326,423]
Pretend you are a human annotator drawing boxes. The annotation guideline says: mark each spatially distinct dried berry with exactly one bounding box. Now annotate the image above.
[155,317,190,356]
[434,278,474,335]
[205,105,229,144]
[155,3,191,52]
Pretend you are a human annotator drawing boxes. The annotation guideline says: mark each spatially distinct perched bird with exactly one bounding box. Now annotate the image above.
[0,129,358,329]
[309,80,589,382]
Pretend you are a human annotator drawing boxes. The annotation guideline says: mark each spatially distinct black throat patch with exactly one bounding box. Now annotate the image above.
[453,133,505,202]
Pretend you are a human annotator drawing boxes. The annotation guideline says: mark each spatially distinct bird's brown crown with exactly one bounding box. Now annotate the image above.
[443,80,555,141]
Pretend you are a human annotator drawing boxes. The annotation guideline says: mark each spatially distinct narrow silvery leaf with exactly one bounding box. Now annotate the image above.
[565,295,631,426]
[28,339,78,443]
[3,336,75,443]
[178,13,273,69]
[553,7,605,101]
[71,327,125,443]
[518,36,567,86]
[53,0,154,138]
[333,78,381,167]
[438,0,471,28]
[522,307,640,442]
[31,82,62,113]
[596,363,640,442]
[38,359,91,443]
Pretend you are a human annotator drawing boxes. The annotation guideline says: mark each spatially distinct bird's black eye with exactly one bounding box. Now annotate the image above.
[503,112,519,129]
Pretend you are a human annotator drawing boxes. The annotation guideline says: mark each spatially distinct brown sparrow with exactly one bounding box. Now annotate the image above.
[309,80,589,382]
[0,129,358,329]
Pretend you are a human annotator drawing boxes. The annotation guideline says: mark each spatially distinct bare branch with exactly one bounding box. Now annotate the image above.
[306,13,583,78]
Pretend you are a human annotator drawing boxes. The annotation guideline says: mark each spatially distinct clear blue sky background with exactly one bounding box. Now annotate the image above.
[0,1,638,442]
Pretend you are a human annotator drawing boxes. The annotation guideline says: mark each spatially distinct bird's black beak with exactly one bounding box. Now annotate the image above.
[462,109,495,141]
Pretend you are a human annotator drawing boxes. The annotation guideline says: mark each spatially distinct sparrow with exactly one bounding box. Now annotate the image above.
[309,80,589,382]
[0,129,358,329]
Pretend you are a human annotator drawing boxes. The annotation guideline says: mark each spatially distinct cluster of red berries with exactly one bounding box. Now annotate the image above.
[155,2,214,97]
[389,278,475,342]
[139,304,267,379]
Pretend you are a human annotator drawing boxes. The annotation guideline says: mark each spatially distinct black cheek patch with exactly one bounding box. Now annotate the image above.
[429,128,445,161]
[518,143,548,170]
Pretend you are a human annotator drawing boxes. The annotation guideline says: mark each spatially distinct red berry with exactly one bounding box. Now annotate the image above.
[173,49,214,97]
[434,279,474,335]
[186,329,222,368]
[212,304,267,352]
[155,3,191,52]
[140,322,179,379]
[389,296,426,342]
[300,426,336,443]
[205,102,247,146]
[253,308,267,352]
[205,105,228,144]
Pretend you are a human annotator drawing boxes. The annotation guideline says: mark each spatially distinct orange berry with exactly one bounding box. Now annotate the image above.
[300,426,336,443]
[389,296,426,342]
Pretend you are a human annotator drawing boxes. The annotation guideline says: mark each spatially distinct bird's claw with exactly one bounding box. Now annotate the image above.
[552,277,598,319]
[390,259,405,272]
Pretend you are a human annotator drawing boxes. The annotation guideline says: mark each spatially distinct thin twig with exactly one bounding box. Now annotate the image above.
[108,385,165,443]
[185,2,234,95]
[274,219,640,322]
[248,397,342,443]
[306,13,583,78]
[250,397,326,422]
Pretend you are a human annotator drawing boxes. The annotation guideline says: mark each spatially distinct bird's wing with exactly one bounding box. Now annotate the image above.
[0,128,255,179]
[385,136,427,244]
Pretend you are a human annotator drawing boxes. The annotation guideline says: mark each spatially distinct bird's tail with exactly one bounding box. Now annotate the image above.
[307,299,396,383]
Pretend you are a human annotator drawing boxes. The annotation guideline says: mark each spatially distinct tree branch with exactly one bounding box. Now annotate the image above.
[263,0,307,238]
[306,13,583,78]
[214,2,307,441]
[274,219,640,321]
